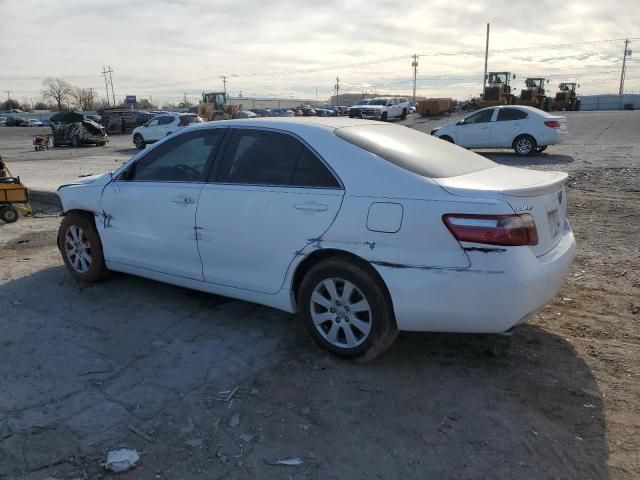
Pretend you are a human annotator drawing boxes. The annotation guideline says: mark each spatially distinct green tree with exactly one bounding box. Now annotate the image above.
[2,98,20,110]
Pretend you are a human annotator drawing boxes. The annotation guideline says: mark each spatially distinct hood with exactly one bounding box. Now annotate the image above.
[58,172,112,191]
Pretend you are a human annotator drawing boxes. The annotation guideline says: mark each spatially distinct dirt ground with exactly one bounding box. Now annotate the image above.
[0,111,639,479]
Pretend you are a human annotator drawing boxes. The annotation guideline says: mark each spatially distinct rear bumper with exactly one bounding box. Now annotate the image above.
[375,220,576,333]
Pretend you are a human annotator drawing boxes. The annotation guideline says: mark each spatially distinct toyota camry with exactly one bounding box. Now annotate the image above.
[57,117,575,361]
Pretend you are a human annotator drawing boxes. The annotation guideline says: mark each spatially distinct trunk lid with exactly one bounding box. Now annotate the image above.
[435,165,568,257]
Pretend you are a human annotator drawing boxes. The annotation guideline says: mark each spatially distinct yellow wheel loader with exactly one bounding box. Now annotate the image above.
[476,72,517,108]
[518,78,550,111]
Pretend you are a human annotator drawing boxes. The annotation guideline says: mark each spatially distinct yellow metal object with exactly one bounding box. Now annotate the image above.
[0,160,32,221]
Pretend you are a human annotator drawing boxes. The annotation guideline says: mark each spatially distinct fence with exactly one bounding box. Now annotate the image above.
[578,94,640,111]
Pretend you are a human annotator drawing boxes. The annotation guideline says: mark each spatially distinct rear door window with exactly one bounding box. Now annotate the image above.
[496,108,528,121]
[215,129,340,188]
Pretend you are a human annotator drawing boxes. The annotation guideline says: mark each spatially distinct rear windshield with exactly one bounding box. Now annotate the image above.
[334,124,496,178]
[179,115,203,125]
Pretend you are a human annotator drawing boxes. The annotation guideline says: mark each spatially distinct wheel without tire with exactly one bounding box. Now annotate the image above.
[58,212,109,282]
[513,134,537,156]
[0,205,19,223]
[298,257,398,362]
[133,134,145,149]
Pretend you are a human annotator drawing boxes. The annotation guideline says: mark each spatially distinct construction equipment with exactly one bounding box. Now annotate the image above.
[198,92,239,121]
[518,78,550,111]
[0,155,31,223]
[417,98,453,117]
[476,72,517,108]
[551,83,581,111]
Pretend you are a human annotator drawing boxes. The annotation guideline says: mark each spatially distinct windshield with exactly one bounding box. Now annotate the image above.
[334,124,495,178]
[356,100,370,105]
[368,99,388,106]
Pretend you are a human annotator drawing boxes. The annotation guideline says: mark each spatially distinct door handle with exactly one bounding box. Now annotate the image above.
[171,195,195,204]
[295,202,328,212]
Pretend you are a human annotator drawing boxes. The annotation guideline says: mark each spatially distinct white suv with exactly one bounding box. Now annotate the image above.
[359,97,409,121]
[132,113,203,149]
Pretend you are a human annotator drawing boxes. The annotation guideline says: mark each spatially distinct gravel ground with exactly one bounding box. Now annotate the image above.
[0,111,638,479]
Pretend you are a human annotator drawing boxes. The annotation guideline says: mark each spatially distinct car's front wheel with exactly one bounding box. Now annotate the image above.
[298,257,398,362]
[380,112,388,121]
[513,134,537,156]
[400,108,407,120]
[58,212,109,283]
[133,134,145,149]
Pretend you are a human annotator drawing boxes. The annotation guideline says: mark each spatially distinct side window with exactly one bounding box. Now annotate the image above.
[147,119,159,127]
[216,130,302,185]
[158,116,174,125]
[130,129,223,182]
[496,108,528,121]
[464,109,494,124]
[291,147,340,188]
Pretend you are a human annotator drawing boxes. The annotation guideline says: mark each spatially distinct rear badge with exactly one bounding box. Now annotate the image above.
[514,205,533,212]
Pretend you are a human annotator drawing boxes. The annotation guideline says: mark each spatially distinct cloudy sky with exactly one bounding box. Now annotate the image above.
[0,0,638,105]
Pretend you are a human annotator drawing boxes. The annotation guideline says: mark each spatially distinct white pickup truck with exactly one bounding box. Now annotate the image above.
[359,97,410,121]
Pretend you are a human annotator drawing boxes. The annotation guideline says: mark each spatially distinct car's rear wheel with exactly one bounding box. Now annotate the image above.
[58,212,109,283]
[133,134,145,149]
[400,109,407,120]
[298,257,398,362]
[0,205,19,223]
[513,134,536,156]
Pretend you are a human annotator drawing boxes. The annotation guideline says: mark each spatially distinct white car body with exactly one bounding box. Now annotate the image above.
[132,113,203,148]
[28,119,43,127]
[359,97,410,121]
[432,105,567,152]
[57,118,575,352]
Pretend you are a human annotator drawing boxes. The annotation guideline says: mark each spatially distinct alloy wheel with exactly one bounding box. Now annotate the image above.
[65,225,92,273]
[516,137,533,155]
[310,278,372,348]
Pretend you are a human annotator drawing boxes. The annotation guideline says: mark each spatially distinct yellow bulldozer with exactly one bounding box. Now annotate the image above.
[476,72,517,108]
[518,77,550,111]
[551,83,581,111]
[197,91,239,121]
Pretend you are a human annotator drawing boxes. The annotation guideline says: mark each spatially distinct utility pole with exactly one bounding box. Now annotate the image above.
[619,39,631,96]
[107,66,116,107]
[335,77,340,105]
[183,93,188,107]
[411,54,419,103]
[5,90,12,100]
[483,23,490,98]
[220,75,228,96]
[102,67,112,106]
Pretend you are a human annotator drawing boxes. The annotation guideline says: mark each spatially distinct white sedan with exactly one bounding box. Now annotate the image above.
[57,118,575,361]
[431,105,567,155]
[132,113,203,149]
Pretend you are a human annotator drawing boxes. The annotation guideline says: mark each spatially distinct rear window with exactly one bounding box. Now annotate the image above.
[179,115,203,126]
[334,124,496,179]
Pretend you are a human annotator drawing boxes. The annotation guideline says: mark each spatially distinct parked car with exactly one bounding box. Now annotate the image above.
[50,111,108,147]
[269,108,295,117]
[249,109,272,118]
[430,106,567,156]
[131,113,203,149]
[359,97,409,121]
[235,110,258,119]
[84,114,101,124]
[27,118,43,127]
[348,100,372,118]
[0,116,6,127]
[56,118,575,361]
[5,116,29,127]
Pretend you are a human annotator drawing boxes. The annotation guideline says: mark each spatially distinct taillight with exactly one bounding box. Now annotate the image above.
[443,214,538,246]
[544,120,561,128]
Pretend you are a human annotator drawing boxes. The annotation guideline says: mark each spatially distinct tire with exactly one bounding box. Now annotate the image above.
[440,135,455,144]
[0,205,19,223]
[133,134,145,149]
[298,257,398,362]
[71,136,80,148]
[513,134,537,156]
[380,112,388,122]
[400,109,407,120]
[57,212,109,283]
[575,100,581,111]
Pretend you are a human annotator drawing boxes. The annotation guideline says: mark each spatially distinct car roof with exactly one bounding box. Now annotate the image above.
[191,116,374,131]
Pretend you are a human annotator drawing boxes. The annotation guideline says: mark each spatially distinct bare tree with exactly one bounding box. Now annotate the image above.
[70,87,95,111]
[41,77,72,110]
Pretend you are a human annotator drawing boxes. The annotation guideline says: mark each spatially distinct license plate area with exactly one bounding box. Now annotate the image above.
[548,209,561,238]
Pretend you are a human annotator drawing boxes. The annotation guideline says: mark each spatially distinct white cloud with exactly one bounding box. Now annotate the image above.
[0,0,637,103]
